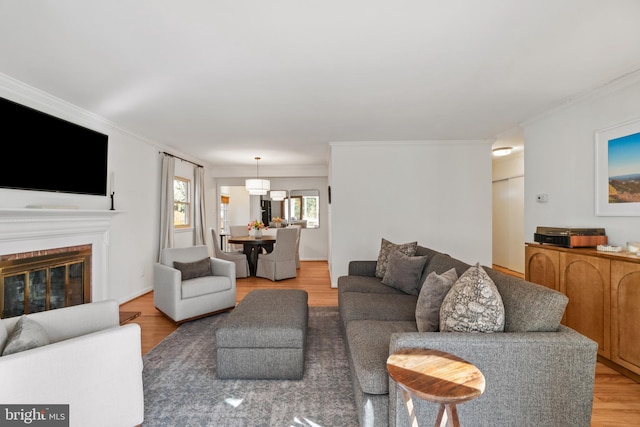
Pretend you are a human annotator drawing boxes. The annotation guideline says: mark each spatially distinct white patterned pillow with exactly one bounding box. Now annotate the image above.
[375,238,417,278]
[440,263,505,333]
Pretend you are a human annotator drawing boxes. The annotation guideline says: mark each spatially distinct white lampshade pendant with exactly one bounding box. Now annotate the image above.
[245,157,270,195]
[246,179,270,195]
[270,190,286,201]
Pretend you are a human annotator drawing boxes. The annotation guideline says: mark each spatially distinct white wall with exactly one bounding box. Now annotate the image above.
[329,141,493,287]
[524,76,640,247]
[0,76,217,303]
[227,186,250,228]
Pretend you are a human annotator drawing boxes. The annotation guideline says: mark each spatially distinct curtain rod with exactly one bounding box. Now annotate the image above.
[160,151,203,168]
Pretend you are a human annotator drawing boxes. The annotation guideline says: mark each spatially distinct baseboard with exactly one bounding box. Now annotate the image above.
[118,286,153,305]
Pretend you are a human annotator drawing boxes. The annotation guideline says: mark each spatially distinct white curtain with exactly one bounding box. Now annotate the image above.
[159,154,175,260]
[194,165,207,246]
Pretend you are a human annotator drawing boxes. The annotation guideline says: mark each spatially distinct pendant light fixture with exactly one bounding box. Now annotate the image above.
[270,190,287,201]
[245,156,270,195]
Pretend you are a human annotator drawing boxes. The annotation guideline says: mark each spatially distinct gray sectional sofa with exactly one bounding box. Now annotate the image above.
[338,245,598,427]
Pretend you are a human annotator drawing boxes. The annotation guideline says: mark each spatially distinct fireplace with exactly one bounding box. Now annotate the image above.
[0,208,117,314]
[0,246,92,318]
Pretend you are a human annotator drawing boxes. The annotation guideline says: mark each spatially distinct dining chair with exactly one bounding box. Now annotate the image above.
[229,225,249,252]
[288,224,302,269]
[255,227,298,281]
[211,228,250,278]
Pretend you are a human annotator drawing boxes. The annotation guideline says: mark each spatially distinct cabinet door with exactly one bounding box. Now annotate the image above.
[525,246,559,291]
[560,253,610,358]
[611,260,640,376]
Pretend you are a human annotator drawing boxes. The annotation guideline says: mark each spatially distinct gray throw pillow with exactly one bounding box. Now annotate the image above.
[415,268,458,332]
[375,238,418,278]
[2,315,51,356]
[381,250,429,295]
[173,257,213,280]
[440,263,505,333]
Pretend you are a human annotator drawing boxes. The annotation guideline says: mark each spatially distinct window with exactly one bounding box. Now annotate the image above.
[174,177,191,228]
[286,189,320,228]
[302,195,319,228]
[220,195,230,234]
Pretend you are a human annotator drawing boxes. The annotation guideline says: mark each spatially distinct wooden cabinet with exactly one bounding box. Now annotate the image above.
[559,252,610,358]
[611,260,640,377]
[525,243,640,382]
[525,245,559,291]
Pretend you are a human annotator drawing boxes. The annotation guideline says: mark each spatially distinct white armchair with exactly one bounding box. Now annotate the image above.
[0,300,144,427]
[154,245,236,324]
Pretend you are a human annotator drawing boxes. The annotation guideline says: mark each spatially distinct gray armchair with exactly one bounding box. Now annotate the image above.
[153,245,236,324]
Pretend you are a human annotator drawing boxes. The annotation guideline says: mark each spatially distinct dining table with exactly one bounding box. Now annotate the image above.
[227,235,276,276]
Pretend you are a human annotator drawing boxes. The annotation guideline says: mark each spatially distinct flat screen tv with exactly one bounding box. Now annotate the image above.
[0,96,109,196]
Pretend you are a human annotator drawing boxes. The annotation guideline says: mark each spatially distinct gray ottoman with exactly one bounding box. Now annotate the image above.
[215,289,309,379]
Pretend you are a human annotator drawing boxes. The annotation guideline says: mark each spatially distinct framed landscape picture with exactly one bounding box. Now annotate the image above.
[595,118,640,216]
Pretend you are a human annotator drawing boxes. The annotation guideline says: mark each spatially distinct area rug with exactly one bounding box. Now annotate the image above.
[142,306,358,427]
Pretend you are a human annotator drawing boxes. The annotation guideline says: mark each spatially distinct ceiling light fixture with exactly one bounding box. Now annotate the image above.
[492,147,513,157]
[270,190,286,201]
[245,157,270,195]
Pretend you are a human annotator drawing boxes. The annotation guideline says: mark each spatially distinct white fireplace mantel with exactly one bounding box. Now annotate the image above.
[0,208,123,301]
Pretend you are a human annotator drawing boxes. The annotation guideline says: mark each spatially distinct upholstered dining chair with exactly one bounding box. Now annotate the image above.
[255,227,298,281]
[154,245,236,324]
[211,228,249,278]
[229,225,249,252]
[288,224,302,269]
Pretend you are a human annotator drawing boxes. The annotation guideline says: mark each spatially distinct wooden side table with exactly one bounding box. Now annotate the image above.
[387,348,485,427]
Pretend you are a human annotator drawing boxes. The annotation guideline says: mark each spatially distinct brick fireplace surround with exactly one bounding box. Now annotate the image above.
[0,208,118,304]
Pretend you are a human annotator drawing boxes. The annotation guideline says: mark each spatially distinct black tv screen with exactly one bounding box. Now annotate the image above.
[0,96,109,196]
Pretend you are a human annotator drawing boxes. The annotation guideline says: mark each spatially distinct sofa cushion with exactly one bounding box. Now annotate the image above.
[2,315,51,356]
[174,257,212,280]
[415,245,442,259]
[381,250,428,295]
[339,292,418,326]
[440,264,505,333]
[415,246,443,286]
[485,268,568,332]
[375,238,418,278]
[415,268,458,332]
[346,320,417,395]
[424,253,472,278]
[338,275,407,295]
[347,260,378,277]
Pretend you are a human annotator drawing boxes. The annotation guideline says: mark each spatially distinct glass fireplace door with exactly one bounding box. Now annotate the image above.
[1,251,90,318]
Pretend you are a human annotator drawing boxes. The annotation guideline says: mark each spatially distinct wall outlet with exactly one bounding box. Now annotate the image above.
[536,194,548,203]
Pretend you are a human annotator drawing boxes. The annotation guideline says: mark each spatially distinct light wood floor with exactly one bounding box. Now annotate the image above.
[120,261,640,426]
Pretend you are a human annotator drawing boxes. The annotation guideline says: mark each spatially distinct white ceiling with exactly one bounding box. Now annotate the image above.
[1,1,640,167]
